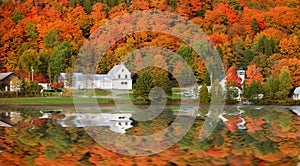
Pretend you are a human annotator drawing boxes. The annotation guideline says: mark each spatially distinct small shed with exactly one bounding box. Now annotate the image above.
[0,72,19,91]
[293,87,300,100]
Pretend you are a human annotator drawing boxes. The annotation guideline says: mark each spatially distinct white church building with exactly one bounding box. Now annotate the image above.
[58,62,132,90]
[194,68,245,101]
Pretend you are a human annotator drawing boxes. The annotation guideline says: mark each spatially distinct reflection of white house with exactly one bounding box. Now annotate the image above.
[56,113,133,134]
[293,87,300,100]
[58,62,132,90]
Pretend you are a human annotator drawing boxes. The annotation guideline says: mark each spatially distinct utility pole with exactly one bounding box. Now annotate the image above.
[210,72,213,86]
[31,66,34,82]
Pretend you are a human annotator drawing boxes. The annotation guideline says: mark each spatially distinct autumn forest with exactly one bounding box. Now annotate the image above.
[0,0,299,99]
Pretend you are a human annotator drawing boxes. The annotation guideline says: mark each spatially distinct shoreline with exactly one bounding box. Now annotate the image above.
[0,97,300,107]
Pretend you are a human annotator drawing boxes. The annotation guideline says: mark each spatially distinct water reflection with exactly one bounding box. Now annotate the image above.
[0,105,299,165]
[57,113,133,134]
[0,110,133,134]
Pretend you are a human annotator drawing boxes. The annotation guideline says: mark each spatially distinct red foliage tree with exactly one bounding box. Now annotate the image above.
[245,64,264,85]
[226,66,242,87]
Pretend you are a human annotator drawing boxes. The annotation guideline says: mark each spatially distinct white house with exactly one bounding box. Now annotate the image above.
[293,87,300,100]
[58,62,132,90]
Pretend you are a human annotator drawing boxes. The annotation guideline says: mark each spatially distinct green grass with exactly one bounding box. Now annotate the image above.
[171,93,184,99]
[94,89,111,96]
[0,97,113,105]
[116,93,134,99]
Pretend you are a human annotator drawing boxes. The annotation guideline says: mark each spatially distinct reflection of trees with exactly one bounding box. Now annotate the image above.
[0,107,299,165]
[46,121,72,151]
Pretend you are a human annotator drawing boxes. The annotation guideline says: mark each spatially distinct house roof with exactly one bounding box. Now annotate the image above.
[294,87,300,94]
[0,72,15,81]
[107,62,130,76]
[94,74,113,80]
[59,73,83,80]
[59,73,112,80]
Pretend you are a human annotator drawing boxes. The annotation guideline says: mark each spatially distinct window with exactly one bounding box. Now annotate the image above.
[125,82,127,85]
[122,69,124,72]
[125,74,127,79]
[118,74,120,78]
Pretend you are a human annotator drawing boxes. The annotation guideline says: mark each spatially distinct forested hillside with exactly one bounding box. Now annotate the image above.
[0,0,299,89]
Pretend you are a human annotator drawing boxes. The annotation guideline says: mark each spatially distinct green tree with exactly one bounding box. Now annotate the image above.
[240,49,255,69]
[210,79,224,104]
[133,71,154,101]
[153,72,172,97]
[200,84,210,104]
[229,0,243,10]
[276,68,293,99]
[44,28,60,50]
[12,11,22,23]
[69,0,76,7]
[263,77,279,100]
[243,80,263,101]
[18,49,41,79]
[232,37,244,59]
[25,22,38,41]
[203,71,211,86]
[64,67,74,89]
[168,0,178,8]
[253,35,279,56]
[216,45,223,58]
[50,42,72,82]
[251,18,259,33]
[176,45,198,71]
[226,87,239,104]
[83,0,92,14]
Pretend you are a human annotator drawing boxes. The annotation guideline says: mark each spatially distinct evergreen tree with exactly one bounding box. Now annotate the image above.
[83,0,92,14]
[176,45,198,70]
[203,71,211,86]
[133,71,154,101]
[200,84,210,104]
[69,0,76,7]
[12,11,22,23]
[251,18,259,33]
[210,79,224,104]
[254,35,279,56]
[216,45,223,58]
[154,72,172,97]
[168,0,178,9]
[240,49,255,69]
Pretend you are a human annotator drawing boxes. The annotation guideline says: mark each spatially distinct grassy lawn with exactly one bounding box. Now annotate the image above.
[0,97,113,105]
[94,89,112,96]
[116,93,134,99]
[171,93,184,99]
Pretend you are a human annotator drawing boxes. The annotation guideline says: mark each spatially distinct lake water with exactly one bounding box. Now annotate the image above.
[0,105,299,165]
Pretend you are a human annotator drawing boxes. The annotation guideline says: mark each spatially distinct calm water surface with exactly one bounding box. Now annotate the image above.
[0,105,299,165]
